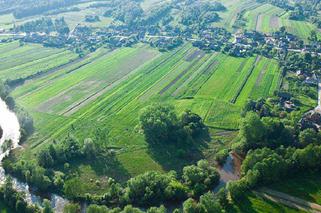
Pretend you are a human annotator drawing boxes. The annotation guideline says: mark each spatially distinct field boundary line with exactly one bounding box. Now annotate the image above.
[172,53,215,97]
[137,45,192,101]
[61,51,160,116]
[230,55,261,103]
[186,53,223,97]
[16,49,112,99]
[159,50,205,95]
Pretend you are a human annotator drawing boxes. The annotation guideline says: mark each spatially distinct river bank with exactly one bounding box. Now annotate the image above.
[0,97,69,212]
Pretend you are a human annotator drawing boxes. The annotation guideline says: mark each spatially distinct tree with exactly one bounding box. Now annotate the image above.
[1,139,13,153]
[63,203,81,213]
[239,112,266,151]
[43,199,53,213]
[122,205,143,213]
[199,192,221,212]
[82,138,97,159]
[182,160,220,197]
[140,104,179,144]
[227,180,247,201]
[183,198,206,213]
[147,205,167,213]
[181,110,208,138]
[63,179,84,199]
[0,126,3,139]
[87,204,110,213]
[124,171,182,206]
[15,199,28,212]
[37,149,54,168]
[299,128,320,146]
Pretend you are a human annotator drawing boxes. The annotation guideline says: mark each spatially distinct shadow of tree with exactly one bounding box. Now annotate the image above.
[147,132,211,173]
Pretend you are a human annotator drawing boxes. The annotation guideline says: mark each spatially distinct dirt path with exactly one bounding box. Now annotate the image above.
[255,188,321,213]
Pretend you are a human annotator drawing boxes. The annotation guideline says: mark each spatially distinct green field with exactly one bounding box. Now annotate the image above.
[243,3,320,40]
[228,192,305,213]
[0,41,78,81]
[269,172,321,206]
[0,1,113,30]
[9,43,281,184]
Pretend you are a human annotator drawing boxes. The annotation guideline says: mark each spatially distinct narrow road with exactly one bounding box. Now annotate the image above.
[254,188,321,213]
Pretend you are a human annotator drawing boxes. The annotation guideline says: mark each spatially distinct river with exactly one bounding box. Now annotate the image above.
[0,98,69,212]
[214,152,242,192]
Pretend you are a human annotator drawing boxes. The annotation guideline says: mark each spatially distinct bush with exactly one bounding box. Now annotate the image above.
[124,171,186,206]
[182,160,220,197]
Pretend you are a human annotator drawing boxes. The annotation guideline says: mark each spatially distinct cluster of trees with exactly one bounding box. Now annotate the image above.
[289,0,321,21]
[3,135,112,193]
[82,159,220,209]
[37,136,104,168]
[180,2,222,26]
[85,189,227,213]
[236,112,294,152]
[110,0,144,25]
[140,105,208,144]
[282,51,321,75]
[242,99,272,118]
[149,37,183,51]
[0,177,41,212]
[256,0,290,9]
[15,18,70,35]
[227,144,321,201]
[192,27,232,52]
[11,0,83,18]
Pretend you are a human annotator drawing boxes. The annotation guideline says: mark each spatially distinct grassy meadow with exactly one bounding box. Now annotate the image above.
[8,42,282,186]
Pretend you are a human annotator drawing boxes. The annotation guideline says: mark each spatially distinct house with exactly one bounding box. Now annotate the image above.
[296,70,303,76]
[284,100,295,112]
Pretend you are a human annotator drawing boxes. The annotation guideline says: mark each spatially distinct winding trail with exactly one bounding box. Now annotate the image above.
[254,188,321,213]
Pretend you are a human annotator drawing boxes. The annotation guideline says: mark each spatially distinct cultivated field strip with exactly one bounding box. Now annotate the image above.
[243,3,321,40]
[159,50,208,95]
[0,45,64,71]
[0,50,77,81]
[11,46,282,161]
[32,47,159,115]
[13,48,111,99]
[171,52,216,97]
